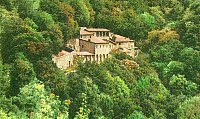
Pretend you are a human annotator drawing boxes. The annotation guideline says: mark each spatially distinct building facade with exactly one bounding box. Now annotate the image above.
[53,27,138,69]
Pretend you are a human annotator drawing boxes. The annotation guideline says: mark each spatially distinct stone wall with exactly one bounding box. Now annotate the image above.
[94,31,110,40]
[94,43,113,55]
[67,39,80,51]
[117,42,135,49]
[80,34,93,39]
[79,40,95,54]
[53,54,74,70]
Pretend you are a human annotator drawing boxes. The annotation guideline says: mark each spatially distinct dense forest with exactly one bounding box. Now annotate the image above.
[0,0,199,118]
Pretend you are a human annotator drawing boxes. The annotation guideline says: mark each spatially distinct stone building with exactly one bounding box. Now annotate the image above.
[52,50,73,69]
[79,36,113,62]
[112,34,135,49]
[53,27,138,69]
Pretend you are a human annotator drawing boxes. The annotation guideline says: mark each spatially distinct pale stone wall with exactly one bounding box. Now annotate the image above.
[67,39,80,51]
[94,44,112,55]
[129,42,135,49]
[80,34,93,39]
[94,43,113,62]
[118,42,129,49]
[118,42,135,49]
[53,54,74,69]
[93,31,111,40]
[79,40,95,54]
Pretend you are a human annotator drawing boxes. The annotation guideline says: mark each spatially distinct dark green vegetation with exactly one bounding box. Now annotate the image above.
[0,0,199,118]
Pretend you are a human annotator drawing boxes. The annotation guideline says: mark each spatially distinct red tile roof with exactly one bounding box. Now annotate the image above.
[85,28,110,32]
[81,36,108,44]
[80,30,93,35]
[113,34,133,42]
[53,50,71,58]
[72,51,94,56]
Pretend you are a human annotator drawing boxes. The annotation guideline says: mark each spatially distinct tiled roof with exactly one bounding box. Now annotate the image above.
[58,50,70,56]
[81,36,108,44]
[113,34,133,42]
[80,30,93,35]
[107,39,117,45]
[52,50,71,58]
[85,28,110,32]
[72,51,94,56]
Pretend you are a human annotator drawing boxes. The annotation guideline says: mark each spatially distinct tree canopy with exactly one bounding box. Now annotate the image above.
[0,0,199,118]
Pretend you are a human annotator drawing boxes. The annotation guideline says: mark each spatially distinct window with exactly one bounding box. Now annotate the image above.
[106,32,109,36]
[99,32,101,36]
[103,32,105,36]
[82,45,84,48]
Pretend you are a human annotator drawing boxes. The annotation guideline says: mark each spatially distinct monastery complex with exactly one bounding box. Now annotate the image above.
[53,27,139,69]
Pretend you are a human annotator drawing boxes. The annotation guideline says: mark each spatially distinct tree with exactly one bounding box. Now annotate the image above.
[169,75,198,96]
[143,29,180,52]
[0,61,10,96]
[9,53,36,96]
[0,0,13,10]
[126,111,148,119]
[0,7,30,63]
[177,96,200,119]
[179,47,200,83]
[15,0,41,18]
[162,61,184,82]
[67,0,94,26]
[135,74,170,118]
[66,74,100,118]
[13,80,69,118]
[39,0,79,41]
[140,12,156,29]
[150,39,184,63]
[176,0,200,50]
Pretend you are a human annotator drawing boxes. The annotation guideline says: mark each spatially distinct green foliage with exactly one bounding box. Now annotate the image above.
[179,47,200,82]
[111,51,133,60]
[0,62,10,95]
[163,61,184,79]
[0,0,199,118]
[176,0,200,50]
[67,0,94,26]
[10,53,36,96]
[136,75,170,118]
[150,39,184,62]
[177,96,200,119]
[0,0,13,10]
[126,111,148,119]
[13,80,69,118]
[74,93,90,119]
[32,11,54,31]
[169,75,198,96]
[141,12,156,29]
[15,0,41,18]
[0,109,9,119]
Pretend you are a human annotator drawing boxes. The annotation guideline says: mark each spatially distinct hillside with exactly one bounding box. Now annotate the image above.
[0,0,199,118]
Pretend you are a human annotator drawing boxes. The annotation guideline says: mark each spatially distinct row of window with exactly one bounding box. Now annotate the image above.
[80,35,92,38]
[95,45,114,49]
[96,32,109,37]
[81,44,114,49]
